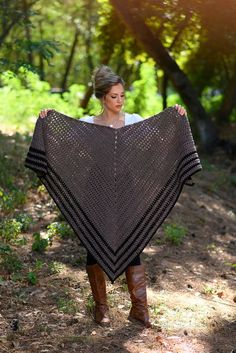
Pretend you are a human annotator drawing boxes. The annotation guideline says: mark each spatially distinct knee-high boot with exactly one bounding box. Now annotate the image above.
[125,264,152,328]
[86,264,110,325]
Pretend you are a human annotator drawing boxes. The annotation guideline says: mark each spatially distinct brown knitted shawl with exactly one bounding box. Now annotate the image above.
[25,107,202,282]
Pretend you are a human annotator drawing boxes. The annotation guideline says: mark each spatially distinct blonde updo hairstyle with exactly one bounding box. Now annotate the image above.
[92,65,125,100]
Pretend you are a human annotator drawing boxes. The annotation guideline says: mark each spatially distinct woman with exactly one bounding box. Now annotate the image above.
[40,65,187,328]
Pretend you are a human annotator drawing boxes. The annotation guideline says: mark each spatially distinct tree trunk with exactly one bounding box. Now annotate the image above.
[0,0,38,46]
[80,85,94,111]
[109,0,220,152]
[162,72,168,110]
[61,27,80,91]
[38,20,44,80]
[217,63,236,124]
[22,0,33,66]
[84,0,94,74]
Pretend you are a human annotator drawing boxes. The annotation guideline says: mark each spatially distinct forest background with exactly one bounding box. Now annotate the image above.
[0,1,236,353]
[0,0,236,152]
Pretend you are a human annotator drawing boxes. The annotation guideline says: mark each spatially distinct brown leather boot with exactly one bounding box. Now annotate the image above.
[125,264,152,328]
[86,264,110,326]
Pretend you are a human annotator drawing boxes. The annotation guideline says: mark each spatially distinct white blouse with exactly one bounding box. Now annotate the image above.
[80,112,143,126]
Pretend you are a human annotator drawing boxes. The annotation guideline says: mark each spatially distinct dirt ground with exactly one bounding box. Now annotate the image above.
[0,145,236,353]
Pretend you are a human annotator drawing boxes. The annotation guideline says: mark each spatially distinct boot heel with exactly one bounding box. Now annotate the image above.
[125,265,152,328]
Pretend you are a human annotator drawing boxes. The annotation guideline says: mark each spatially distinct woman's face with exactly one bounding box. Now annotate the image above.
[102,83,125,113]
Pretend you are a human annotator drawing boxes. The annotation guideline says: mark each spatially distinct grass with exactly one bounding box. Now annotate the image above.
[225,262,236,268]
[150,303,167,318]
[32,232,49,253]
[85,295,95,313]
[0,131,38,216]
[206,243,217,252]
[148,291,213,333]
[208,171,230,192]
[46,221,75,241]
[201,158,217,172]
[0,218,22,242]
[163,222,187,245]
[49,261,67,275]
[200,158,235,192]
[0,251,23,274]
[56,297,79,314]
[201,285,216,295]
[27,271,37,285]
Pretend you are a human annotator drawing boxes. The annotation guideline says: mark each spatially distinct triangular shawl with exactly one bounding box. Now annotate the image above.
[25,107,202,282]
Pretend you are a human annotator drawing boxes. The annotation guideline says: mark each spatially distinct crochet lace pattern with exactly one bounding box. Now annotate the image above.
[25,107,202,282]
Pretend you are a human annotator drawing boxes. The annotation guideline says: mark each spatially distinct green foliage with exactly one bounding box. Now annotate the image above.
[0,187,27,213]
[206,243,217,252]
[0,0,235,127]
[0,243,12,254]
[201,87,223,115]
[0,251,23,274]
[56,297,78,314]
[208,171,230,192]
[49,261,66,275]
[46,221,74,243]
[0,69,85,133]
[37,185,47,194]
[163,223,187,245]
[150,303,166,316]
[11,273,24,282]
[15,237,28,246]
[225,262,236,268]
[27,271,37,285]
[0,218,22,242]
[125,60,163,117]
[32,232,49,253]
[0,246,42,281]
[202,285,216,295]
[229,175,236,187]
[0,214,32,244]
[86,96,103,117]
[34,259,45,271]
[15,213,33,232]
[201,159,235,191]
[0,1,61,73]
[0,131,36,214]
[86,295,95,313]
[201,159,217,172]
[71,256,85,267]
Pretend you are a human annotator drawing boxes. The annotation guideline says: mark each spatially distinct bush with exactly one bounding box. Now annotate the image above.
[0,243,23,274]
[0,243,12,254]
[0,218,22,242]
[0,68,85,133]
[46,221,74,243]
[124,60,163,117]
[27,271,37,285]
[56,297,78,314]
[163,223,187,245]
[0,251,23,274]
[49,261,66,275]
[32,232,49,253]
[0,131,36,213]
[0,187,27,213]
[15,213,33,232]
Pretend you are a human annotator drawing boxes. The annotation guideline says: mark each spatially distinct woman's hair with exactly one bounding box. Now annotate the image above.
[92,65,125,99]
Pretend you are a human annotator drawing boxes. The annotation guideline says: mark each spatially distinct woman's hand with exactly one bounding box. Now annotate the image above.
[174,104,187,117]
[39,109,53,118]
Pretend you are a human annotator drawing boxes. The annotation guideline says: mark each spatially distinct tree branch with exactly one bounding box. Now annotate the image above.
[110,0,219,151]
